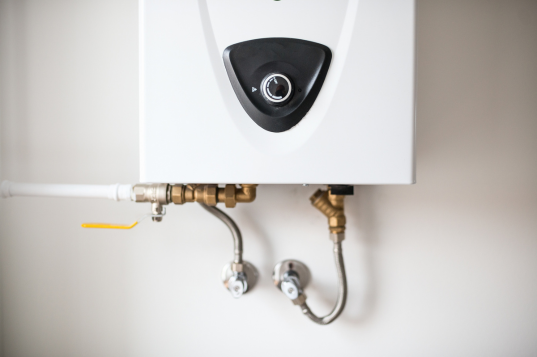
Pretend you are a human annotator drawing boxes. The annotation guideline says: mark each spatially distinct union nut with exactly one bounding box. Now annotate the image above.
[224,184,237,208]
[203,185,218,206]
[231,263,244,273]
[330,232,345,243]
[170,185,185,204]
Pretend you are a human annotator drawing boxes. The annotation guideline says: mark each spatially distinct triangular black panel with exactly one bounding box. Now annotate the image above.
[223,38,332,133]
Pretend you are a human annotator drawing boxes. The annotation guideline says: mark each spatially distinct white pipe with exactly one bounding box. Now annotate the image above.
[0,181,132,201]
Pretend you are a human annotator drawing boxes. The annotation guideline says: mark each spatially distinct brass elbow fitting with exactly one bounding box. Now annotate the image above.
[235,184,257,203]
[171,184,258,208]
[310,188,346,234]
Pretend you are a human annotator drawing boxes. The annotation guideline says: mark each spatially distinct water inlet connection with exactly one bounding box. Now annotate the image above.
[272,186,350,325]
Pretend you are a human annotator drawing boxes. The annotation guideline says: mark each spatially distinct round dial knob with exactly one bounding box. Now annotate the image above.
[261,74,293,105]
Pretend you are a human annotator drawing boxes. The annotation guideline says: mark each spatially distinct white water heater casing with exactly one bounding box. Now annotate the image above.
[140,0,416,184]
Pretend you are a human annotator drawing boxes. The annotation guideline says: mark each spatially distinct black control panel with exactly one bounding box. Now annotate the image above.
[223,38,332,133]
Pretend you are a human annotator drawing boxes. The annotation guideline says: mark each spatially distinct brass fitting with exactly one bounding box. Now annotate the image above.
[310,188,346,234]
[170,184,218,206]
[235,184,257,203]
[131,183,257,224]
[132,183,170,222]
[171,184,258,208]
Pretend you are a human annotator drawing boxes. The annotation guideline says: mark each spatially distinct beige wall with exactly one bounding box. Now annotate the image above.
[1,1,536,356]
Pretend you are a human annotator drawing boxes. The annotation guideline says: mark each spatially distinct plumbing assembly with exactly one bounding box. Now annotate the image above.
[0,0,416,325]
[1,181,351,323]
[273,187,349,325]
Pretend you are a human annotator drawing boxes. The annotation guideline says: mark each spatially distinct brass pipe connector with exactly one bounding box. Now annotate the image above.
[310,188,346,234]
[171,184,218,206]
[235,184,258,203]
[171,184,258,208]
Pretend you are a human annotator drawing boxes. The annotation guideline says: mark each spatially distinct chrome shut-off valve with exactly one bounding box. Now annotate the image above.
[273,260,311,304]
[281,271,303,300]
[222,262,258,298]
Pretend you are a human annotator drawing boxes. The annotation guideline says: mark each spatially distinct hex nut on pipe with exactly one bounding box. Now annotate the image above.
[224,184,237,208]
[133,185,146,202]
[330,233,345,243]
[292,294,307,306]
[170,185,185,204]
[204,185,218,206]
[232,263,244,272]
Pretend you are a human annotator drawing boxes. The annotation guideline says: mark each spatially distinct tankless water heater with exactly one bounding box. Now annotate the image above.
[1,0,417,324]
[140,0,416,184]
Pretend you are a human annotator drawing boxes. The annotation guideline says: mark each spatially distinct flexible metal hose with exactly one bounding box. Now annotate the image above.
[299,241,347,325]
[199,203,243,264]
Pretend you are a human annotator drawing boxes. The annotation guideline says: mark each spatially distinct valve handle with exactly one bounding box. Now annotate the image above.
[227,272,248,299]
[81,221,139,230]
[281,271,303,300]
[81,208,166,230]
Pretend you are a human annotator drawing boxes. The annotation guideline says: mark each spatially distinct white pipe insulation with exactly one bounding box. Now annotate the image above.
[0,181,133,201]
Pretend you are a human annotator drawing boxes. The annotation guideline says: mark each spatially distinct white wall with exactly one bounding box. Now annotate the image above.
[1,1,536,356]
